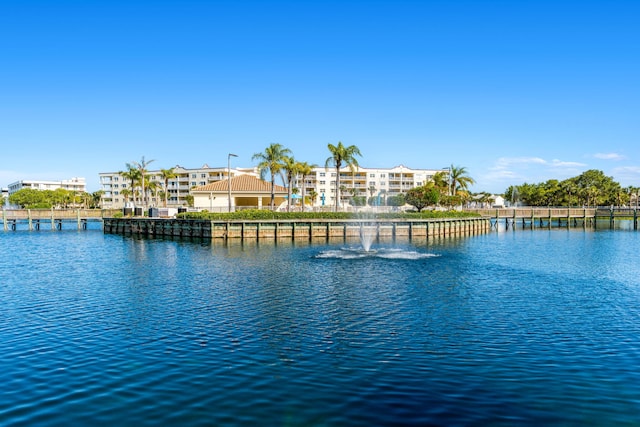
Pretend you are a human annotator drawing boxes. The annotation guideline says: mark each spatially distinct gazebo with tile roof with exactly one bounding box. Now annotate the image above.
[191,174,289,211]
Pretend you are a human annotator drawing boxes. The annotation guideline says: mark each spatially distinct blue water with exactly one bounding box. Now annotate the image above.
[1,227,640,426]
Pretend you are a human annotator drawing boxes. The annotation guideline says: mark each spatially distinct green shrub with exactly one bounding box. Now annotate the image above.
[177,209,480,221]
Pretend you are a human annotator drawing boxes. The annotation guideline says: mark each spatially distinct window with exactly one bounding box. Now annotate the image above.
[319,181,326,185]
[416,182,422,186]
[201,173,207,178]
[380,174,386,178]
[200,181,206,186]
[319,172,326,177]
[114,177,119,181]
[122,184,127,188]
[369,173,376,178]
[114,184,119,188]
[331,173,336,177]
[369,182,376,187]
[380,182,386,186]
[191,182,196,187]
[191,174,197,178]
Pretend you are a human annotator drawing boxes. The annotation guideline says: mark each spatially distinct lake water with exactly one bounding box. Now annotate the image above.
[1,225,640,426]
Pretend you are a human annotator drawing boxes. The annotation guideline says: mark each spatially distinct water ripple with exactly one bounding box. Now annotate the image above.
[2,231,640,425]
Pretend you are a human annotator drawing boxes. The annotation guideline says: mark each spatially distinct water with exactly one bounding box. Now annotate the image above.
[2,227,640,426]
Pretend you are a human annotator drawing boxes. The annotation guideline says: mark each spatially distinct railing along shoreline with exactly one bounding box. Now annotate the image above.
[3,207,638,233]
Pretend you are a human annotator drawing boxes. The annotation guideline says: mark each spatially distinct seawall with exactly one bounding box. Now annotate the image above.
[103,217,491,240]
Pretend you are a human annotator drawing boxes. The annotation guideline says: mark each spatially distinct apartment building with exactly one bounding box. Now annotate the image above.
[295,165,447,207]
[7,177,87,195]
[99,164,258,209]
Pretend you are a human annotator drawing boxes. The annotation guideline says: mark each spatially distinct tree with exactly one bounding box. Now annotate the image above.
[308,189,318,207]
[131,156,155,207]
[386,193,405,207]
[146,180,161,207]
[92,190,105,208]
[405,185,440,212]
[297,161,315,209]
[9,188,48,208]
[160,168,177,207]
[282,156,301,212]
[120,165,141,205]
[325,141,362,211]
[431,171,450,196]
[120,188,132,204]
[449,165,475,195]
[252,143,292,209]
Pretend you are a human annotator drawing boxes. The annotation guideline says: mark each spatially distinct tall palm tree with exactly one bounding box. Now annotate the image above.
[131,156,155,207]
[282,156,301,212]
[297,161,315,209]
[449,164,475,195]
[160,168,178,207]
[146,180,161,207]
[252,143,292,209]
[325,141,362,211]
[120,165,141,205]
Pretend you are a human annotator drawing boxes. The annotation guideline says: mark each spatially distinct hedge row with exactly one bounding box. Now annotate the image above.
[178,209,480,221]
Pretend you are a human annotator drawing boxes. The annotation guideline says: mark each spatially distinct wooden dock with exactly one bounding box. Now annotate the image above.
[2,209,120,231]
[103,217,491,240]
[467,207,638,230]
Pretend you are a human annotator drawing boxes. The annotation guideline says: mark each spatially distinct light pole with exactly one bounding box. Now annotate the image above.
[228,153,237,212]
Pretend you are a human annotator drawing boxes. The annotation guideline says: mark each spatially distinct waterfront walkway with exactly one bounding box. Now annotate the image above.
[2,209,119,230]
[467,207,638,230]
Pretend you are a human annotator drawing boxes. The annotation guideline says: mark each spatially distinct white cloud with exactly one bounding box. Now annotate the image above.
[549,159,587,168]
[612,166,640,186]
[491,157,547,170]
[477,156,591,193]
[593,153,626,161]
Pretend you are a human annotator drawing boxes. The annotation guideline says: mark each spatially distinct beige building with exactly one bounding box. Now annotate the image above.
[99,163,447,210]
[191,175,288,212]
[295,165,447,207]
[99,165,258,209]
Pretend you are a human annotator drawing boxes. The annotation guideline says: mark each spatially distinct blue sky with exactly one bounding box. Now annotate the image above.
[1,0,638,193]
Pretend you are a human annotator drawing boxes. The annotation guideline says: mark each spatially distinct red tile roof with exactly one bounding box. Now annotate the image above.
[192,174,287,193]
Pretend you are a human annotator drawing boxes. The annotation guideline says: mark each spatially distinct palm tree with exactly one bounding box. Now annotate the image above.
[120,165,141,205]
[146,180,161,207]
[432,171,450,196]
[325,141,362,211]
[120,188,132,205]
[449,164,475,195]
[252,143,292,209]
[160,168,178,207]
[131,156,155,208]
[308,189,318,207]
[282,156,301,212]
[297,161,315,210]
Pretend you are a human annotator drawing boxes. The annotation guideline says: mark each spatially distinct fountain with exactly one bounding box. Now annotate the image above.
[359,223,377,252]
[511,186,521,208]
